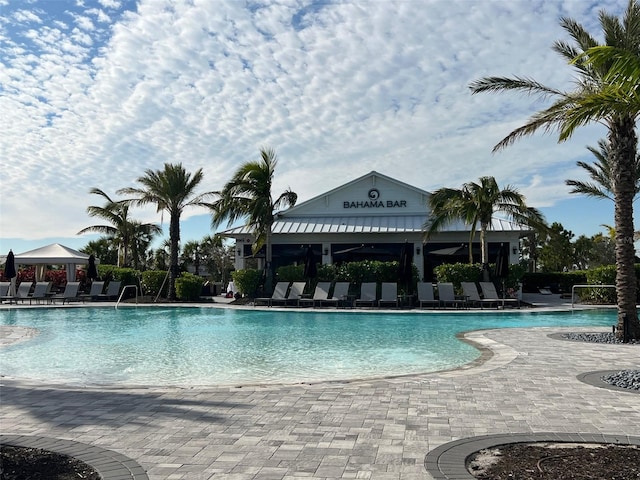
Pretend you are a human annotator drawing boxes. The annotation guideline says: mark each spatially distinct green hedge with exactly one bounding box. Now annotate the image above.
[140,270,168,297]
[175,272,204,301]
[231,269,262,297]
[434,262,526,293]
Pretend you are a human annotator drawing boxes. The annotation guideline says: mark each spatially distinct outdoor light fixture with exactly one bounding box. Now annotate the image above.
[512,247,518,254]
[323,248,329,255]
[416,247,421,255]
[237,249,242,256]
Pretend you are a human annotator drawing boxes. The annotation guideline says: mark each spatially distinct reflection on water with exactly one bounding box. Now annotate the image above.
[0,307,615,386]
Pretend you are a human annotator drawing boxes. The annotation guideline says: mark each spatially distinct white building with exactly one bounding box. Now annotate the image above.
[222,171,527,281]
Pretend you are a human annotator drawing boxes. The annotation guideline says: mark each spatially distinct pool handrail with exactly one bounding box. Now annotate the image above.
[115,285,138,309]
[570,284,616,308]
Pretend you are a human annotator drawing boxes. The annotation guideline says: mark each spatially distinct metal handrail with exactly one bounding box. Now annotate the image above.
[115,284,138,309]
[571,284,616,308]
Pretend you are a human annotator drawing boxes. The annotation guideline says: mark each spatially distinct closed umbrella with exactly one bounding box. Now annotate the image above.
[303,246,318,291]
[398,241,414,295]
[494,243,510,300]
[87,254,98,281]
[4,250,17,297]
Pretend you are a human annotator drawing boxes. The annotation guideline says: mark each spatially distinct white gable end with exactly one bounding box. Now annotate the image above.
[281,171,429,217]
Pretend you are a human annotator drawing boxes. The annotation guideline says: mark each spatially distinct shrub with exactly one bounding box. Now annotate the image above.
[141,270,168,297]
[232,269,262,297]
[175,272,204,301]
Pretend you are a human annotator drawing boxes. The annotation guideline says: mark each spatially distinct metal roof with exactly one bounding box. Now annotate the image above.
[221,216,529,236]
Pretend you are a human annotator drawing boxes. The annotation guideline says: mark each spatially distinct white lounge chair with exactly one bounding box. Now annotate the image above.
[0,282,10,298]
[299,282,332,307]
[82,281,105,300]
[3,282,33,304]
[480,281,520,308]
[417,282,438,308]
[437,282,466,309]
[355,282,377,307]
[285,281,307,306]
[378,282,398,307]
[50,282,81,304]
[27,281,52,304]
[97,281,121,301]
[322,282,351,307]
[255,282,290,306]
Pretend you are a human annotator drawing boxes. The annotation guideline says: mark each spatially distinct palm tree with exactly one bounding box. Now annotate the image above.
[566,139,640,201]
[425,176,546,264]
[209,148,297,293]
[77,188,161,267]
[118,163,212,300]
[469,0,640,340]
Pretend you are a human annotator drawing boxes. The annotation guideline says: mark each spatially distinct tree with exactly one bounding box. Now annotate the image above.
[539,223,575,272]
[566,139,640,201]
[119,163,212,300]
[425,176,546,264]
[182,240,203,276]
[77,188,161,267]
[81,238,118,266]
[209,148,297,293]
[469,1,640,340]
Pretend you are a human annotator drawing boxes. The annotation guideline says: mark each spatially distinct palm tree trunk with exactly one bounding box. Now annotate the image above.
[610,116,640,341]
[169,214,180,301]
[480,225,488,265]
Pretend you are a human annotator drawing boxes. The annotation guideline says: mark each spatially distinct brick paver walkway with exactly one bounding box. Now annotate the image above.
[1,323,638,479]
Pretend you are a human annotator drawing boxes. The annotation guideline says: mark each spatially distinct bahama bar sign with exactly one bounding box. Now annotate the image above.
[343,188,407,209]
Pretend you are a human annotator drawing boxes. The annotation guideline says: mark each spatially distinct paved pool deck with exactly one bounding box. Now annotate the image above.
[0,296,638,479]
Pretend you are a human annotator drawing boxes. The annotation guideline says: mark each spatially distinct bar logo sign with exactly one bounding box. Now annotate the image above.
[343,189,407,209]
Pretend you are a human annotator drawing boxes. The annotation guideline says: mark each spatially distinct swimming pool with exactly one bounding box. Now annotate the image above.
[0,307,615,386]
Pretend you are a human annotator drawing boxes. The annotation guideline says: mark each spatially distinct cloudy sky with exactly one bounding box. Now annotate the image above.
[0,0,631,255]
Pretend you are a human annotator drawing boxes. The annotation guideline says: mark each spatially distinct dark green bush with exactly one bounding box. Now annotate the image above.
[522,271,588,294]
[232,269,262,296]
[175,272,204,301]
[141,270,168,297]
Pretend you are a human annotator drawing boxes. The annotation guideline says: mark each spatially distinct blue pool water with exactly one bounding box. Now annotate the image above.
[0,307,616,386]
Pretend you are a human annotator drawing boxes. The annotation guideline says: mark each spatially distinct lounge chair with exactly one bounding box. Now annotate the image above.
[437,282,466,309]
[323,281,351,307]
[2,282,33,304]
[416,282,438,308]
[0,282,10,298]
[460,282,494,308]
[97,281,121,301]
[50,281,81,304]
[378,282,398,307]
[285,281,306,306]
[82,281,105,301]
[27,281,52,304]
[479,281,520,308]
[355,282,377,307]
[255,281,290,306]
[298,282,332,307]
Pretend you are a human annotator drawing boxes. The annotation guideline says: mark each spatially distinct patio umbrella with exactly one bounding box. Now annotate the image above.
[398,241,414,294]
[303,246,318,290]
[494,243,510,279]
[87,254,98,281]
[4,250,16,297]
[494,243,510,299]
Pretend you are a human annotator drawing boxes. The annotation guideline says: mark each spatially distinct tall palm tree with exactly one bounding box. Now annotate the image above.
[119,163,212,300]
[469,0,640,340]
[425,176,546,264]
[566,139,640,201]
[210,148,297,293]
[77,188,161,267]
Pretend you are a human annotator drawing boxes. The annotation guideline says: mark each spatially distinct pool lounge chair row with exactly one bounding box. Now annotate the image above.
[416,281,520,309]
[0,280,122,304]
[255,281,402,308]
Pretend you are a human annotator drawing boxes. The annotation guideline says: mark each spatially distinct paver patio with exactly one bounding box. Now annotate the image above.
[1,300,638,479]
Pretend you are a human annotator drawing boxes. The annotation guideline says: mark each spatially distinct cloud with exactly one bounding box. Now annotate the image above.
[0,0,630,244]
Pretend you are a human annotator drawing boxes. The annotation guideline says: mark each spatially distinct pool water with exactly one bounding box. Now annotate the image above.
[0,307,616,386]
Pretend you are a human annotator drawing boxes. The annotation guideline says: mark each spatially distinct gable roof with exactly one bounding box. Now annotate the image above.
[14,243,91,264]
